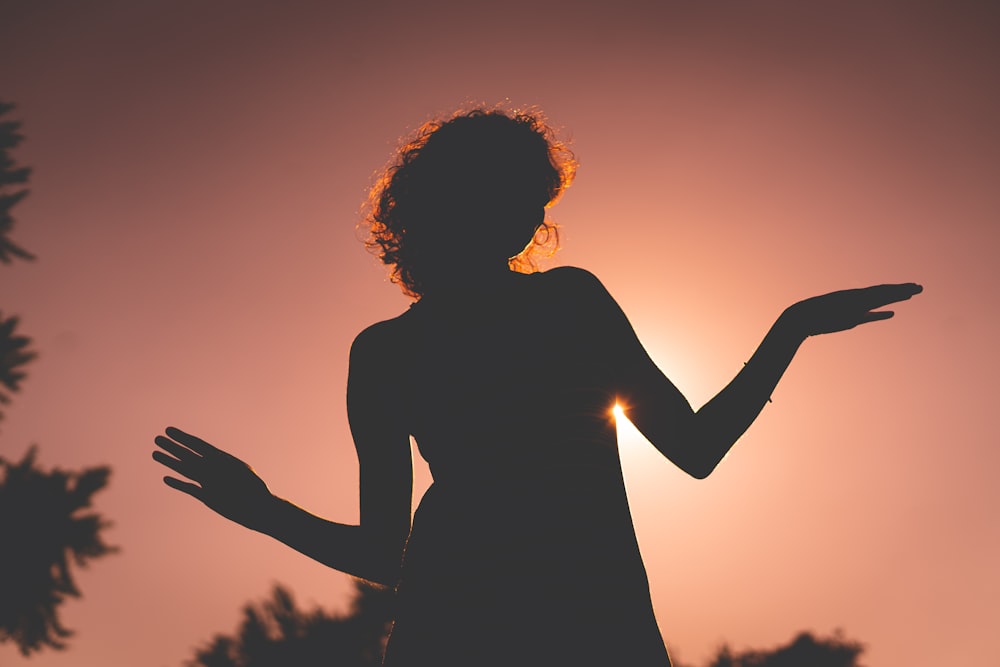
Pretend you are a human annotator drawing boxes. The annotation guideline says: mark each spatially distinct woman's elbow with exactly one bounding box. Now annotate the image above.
[368,570,401,589]
[652,436,718,479]
[683,460,717,480]
[361,556,403,588]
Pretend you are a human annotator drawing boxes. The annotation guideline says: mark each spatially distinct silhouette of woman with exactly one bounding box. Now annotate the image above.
[153,107,921,666]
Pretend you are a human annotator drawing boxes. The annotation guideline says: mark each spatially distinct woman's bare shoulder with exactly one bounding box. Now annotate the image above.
[541,265,601,284]
[349,310,414,364]
[539,266,614,302]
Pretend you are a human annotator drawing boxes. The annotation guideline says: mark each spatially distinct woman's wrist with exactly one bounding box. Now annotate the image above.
[775,307,811,345]
[244,492,285,535]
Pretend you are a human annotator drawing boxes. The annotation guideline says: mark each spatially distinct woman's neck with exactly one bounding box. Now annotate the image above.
[419,266,533,301]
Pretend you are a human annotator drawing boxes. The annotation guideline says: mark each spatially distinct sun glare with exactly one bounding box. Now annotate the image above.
[612,403,625,420]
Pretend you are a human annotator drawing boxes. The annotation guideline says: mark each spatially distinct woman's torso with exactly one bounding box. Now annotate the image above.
[381,268,669,665]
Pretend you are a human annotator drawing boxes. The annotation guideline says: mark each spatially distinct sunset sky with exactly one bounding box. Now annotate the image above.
[1,1,997,665]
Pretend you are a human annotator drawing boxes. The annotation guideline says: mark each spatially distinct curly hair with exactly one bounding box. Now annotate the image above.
[364,106,577,299]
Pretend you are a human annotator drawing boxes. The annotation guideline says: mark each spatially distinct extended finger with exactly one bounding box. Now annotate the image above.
[163,476,204,500]
[154,435,201,461]
[880,283,922,300]
[165,426,221,457]
[860,284,922,309]
[152,450,204,483]
[861,310,895,323]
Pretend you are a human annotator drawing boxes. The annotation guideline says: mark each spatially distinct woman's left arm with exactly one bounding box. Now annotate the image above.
[670,283,923,477]
[582,270,921,478]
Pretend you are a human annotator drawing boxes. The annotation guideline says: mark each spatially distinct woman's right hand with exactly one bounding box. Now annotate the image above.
[153,427,275,531]
[781,283,923,338]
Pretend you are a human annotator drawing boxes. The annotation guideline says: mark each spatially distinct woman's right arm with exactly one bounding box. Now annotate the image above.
[152,321,413,587]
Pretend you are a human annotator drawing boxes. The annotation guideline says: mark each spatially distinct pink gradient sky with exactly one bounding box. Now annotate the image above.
[1,2,997,665]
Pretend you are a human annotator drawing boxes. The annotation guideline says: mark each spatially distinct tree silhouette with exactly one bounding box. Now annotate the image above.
[186,580,394,667]
[0,101,117,656]
[186,580,867,667]
[0,312,34,421]
[0,101,35,423]
[0,100,34,265]
[0,446,118,655]
[705,630,866,667]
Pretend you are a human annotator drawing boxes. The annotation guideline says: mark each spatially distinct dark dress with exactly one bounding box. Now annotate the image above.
[381,268,671,666]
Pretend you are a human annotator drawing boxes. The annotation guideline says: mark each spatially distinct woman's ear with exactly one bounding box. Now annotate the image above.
[532,206,545,229]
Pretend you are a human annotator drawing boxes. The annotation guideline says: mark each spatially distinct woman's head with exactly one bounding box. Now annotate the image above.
[364,106,577,299]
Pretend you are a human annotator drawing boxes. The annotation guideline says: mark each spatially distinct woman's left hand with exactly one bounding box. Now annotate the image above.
[781,283,923,338]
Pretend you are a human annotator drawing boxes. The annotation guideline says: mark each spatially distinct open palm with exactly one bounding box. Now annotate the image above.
[784,283,922,337]
[152,427,273,530]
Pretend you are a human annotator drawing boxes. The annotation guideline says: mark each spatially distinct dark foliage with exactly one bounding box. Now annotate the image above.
[0,100,34,264]
[187,580,394,667]
[706,630,866,667]
[0,447,118,655]
[0,312,35,421]
[0,100,35,423]
[187,581,866,667]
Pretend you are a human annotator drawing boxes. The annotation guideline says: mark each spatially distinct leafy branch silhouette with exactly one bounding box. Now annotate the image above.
[186,581,393,667]
[0,100,117,657]
[0,312,35,420]
[0,101,35,423]
[0,100,34,265]
[0,447,118,655]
